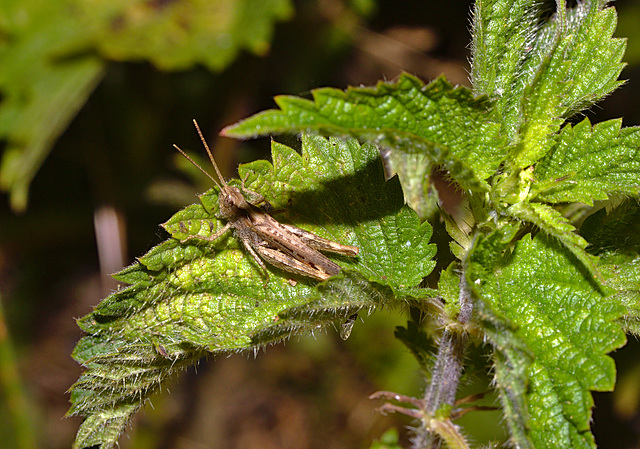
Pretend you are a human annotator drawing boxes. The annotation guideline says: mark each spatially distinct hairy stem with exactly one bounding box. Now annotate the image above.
[414,273,472,449]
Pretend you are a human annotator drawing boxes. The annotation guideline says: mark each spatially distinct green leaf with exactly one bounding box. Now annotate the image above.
[369,428,402,449]
[471,0,540,139]
[581,199,640,255]
[531,119,640,204]
[77,0,293,71]
[510,2,626,169]
[394,320,437,374]
[437,263,463,316]
[469,232,626,449]
[385,151,439,221]
[597,251,640,336]
[222,74,506,192]
[472,0,626,147]
[466,228,532,447]
[0,0,291,211]
[581,201,640,335]
[68,135,436,449]
[506,201,601,281]
[0,0,105,211]
[553,4,626,116]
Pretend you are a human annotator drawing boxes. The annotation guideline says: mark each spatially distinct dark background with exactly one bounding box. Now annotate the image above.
[1,0,640,447]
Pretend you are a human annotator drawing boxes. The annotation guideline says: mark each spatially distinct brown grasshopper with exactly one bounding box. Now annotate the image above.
[172,120,359,282]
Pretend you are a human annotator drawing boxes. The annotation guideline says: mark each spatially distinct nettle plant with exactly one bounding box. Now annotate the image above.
[68,0,640,448]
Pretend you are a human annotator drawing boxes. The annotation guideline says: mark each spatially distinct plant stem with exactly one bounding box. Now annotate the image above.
[414,273,472,449]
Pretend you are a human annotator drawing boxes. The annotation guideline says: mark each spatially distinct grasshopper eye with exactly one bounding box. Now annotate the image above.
[222,195,234,208]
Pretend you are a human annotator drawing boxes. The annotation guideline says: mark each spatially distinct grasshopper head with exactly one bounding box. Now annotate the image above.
[218,185,250,219]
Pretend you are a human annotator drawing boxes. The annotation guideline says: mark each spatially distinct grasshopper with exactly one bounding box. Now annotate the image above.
[172,120,359,282]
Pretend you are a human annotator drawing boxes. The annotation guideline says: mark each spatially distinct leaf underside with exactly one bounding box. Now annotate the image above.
[581,200,640,336]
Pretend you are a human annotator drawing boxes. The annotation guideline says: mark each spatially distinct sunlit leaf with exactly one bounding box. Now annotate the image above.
[68,135,436,449]
[469,232,626,448]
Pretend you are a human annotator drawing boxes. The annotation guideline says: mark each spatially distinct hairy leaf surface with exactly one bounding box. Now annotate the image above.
[510,2,626,168]
[599,252,640,336]
[533,119,640,204]
[471,0,540,139]
[581,200,640,335]
[581,199,640,255]
[469,233,626,449]
[506,201,601,281]
[223,74,506,192]
[68,135,436,449]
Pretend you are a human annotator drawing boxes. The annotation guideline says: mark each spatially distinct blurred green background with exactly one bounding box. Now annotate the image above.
[1,0,640,448]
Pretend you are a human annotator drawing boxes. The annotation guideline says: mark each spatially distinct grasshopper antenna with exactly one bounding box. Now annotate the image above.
[193,119,228,187]
[171,119,227,188]
[172,143,221,188]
